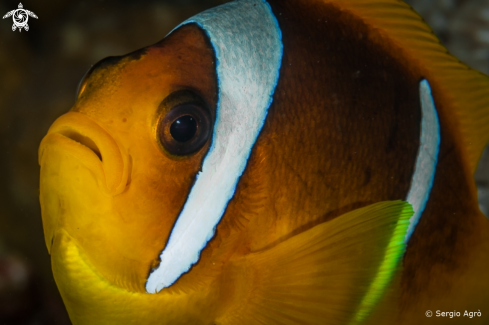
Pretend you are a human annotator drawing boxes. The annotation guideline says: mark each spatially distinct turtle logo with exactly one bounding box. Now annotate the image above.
[2,3,37,32]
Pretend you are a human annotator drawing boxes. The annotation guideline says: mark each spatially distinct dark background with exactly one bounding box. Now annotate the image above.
[0,0,487,323]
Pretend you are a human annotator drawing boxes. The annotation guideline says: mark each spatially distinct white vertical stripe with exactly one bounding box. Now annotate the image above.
[146,0,283,293]
[405,80,440,243]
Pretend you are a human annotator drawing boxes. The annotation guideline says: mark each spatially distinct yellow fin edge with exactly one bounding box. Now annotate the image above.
[319,0,489,173]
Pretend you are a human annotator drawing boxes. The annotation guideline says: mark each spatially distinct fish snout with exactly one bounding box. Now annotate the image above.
[39,112,130,196]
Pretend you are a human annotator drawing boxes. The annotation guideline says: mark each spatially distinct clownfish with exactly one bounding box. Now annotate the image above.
[38,0,489,324]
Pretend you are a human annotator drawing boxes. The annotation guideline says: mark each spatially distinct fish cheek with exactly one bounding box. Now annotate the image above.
[46,151,206,294]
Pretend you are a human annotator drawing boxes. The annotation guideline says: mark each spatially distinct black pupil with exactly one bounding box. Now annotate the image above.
[170,115,197,143]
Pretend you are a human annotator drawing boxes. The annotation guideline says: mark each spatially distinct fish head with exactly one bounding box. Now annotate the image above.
[39,24,218,298]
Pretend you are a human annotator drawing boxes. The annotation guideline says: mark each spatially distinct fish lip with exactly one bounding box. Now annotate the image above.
[40,131,105,173]
[39,112,131,196]
[56,128,103,161]
[39,132,106,253]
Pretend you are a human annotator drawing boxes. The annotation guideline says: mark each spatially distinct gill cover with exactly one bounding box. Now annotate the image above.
[145,0,283,293]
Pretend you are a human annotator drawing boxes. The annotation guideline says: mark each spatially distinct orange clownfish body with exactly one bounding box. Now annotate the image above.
[39,0,489,324]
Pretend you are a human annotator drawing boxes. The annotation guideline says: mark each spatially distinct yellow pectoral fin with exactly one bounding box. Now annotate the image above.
[218,200,413,325]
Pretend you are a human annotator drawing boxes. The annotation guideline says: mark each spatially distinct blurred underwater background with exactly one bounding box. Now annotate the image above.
[0,0,488,323]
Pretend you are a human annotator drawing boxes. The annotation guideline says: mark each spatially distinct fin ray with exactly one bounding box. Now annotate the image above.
[319,0,489,172]
[217,201,413,325]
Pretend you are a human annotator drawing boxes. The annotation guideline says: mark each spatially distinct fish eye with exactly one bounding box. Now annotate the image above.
[158,103,212,156]
[170,115,197,142]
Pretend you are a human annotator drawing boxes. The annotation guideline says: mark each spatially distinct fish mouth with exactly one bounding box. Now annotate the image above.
[39,112,131,255]
[39,112,130,196]
[56,129,103,161]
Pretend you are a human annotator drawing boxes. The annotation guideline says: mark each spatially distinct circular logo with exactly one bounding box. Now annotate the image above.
[13,10,28,27]
[426,310,433,317]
